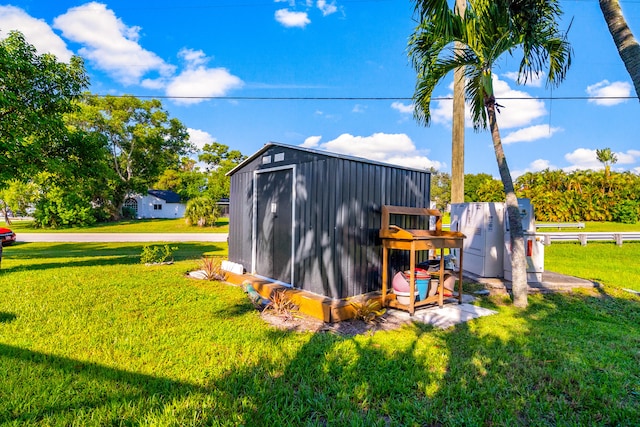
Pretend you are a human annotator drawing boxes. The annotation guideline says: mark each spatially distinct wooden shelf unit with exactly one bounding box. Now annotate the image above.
[379,205,466,315]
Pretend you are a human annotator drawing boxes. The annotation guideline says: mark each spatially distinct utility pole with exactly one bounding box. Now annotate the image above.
[451,0,467,204]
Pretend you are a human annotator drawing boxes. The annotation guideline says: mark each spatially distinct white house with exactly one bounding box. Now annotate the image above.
[124,190,186,219]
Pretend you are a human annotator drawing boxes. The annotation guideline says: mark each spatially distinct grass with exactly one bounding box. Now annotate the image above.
[5,217,229,234]
[0,241,639,425]
[545,241,640,292]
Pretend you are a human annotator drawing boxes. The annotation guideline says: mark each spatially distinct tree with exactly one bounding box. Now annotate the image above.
[599,0,640,101]
[597,147,618,196]
[198,142,246,201]
[0,180,40,224]
[66,94,193,218]
[429,169,451,210]
[476,178,506,202]
[0,30,88,265]
[155,167,207,200]
[596,147,618,180]
[409,0,572,307]
[0,31,88,185]
[464,173,497,201]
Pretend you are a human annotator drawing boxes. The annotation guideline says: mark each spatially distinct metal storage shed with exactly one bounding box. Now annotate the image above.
[226,142,432,300]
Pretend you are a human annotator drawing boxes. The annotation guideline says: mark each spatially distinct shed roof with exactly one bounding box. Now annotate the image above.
[147,189,182,203]
[227,141,430,176]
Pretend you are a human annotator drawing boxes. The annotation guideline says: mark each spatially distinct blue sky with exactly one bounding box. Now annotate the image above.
[1,0,639,177]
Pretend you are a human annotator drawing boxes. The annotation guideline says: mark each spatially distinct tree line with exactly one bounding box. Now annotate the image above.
[431,168,640,224]
[0,31,245,228]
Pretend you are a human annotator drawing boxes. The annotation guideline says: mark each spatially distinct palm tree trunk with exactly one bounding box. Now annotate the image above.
[485,96,528,308]
[599,0,640,100]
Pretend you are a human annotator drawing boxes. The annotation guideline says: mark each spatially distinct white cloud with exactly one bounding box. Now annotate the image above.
[178,48,209,67]
[564,147,639,171]
[502,124,562,144]
[53,2,174,85]
[492,76,546,129]
[429,75,546,130]
[165,49,243,105]
[317,0,338,16]
[301,133,443,170]
[166,68,243,105]
[391,102,414,114]
[301,135,322,148]
[615,149,640,165]
[503,70,545,88]
[188,128,216,150]
[352,104,366,113]
[430,97,455,126]
[564,148,602,171]
[586,80,631,106]
[0,5,74,62]
[511,158,557,179]
[275,9,310,28]
[530,159,555,171]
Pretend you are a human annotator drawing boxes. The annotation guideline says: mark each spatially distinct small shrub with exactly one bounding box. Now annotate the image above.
[350,298,386,323]
[185,196,219,227]
[121,206,136,220]
[266,289,298,320]
[198,256,227,281]
[140,244,177,264]
[612,200,639,224]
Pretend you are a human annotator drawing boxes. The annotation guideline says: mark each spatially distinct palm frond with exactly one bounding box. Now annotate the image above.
[409,0,572,130]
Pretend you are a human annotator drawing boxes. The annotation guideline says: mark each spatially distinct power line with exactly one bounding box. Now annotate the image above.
[86,94,639,101]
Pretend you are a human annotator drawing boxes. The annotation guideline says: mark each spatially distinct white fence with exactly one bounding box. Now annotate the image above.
[443,223,640,246]
[538,232,640,246]
[536,222,585,230]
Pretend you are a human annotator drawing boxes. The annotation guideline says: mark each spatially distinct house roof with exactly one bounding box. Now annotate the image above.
[147,189,182,203]
[226,141,431,176]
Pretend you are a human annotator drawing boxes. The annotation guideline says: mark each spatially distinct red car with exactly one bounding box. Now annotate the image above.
[0,227,16,246]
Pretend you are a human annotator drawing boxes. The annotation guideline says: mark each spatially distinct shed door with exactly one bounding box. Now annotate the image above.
[255,168,293,284]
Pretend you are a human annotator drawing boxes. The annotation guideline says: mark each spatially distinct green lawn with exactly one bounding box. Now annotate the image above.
[0,241,638,425]
[546,241,640,292]
[6,217,229,233]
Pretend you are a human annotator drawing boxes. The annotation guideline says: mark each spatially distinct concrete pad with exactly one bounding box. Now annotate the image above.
[464,270,599,293]
[388,295,497,329]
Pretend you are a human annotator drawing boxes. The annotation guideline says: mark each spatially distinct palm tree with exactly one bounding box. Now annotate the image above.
[599,0,640,101]
[596,147,618,194]
[596,147,618,178]
[409,0,572,307]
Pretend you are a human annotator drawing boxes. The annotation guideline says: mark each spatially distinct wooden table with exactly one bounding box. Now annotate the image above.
[379,206,466,315]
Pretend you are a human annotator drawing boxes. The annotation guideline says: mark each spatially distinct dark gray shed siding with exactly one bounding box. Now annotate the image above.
[228,143,431,300]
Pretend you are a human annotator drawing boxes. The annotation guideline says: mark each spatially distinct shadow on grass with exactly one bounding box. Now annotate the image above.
[1,242,226,273]
[0,343,214,425]
[0,312,16,323]
[204,290,640,425]
[2,289,638,424]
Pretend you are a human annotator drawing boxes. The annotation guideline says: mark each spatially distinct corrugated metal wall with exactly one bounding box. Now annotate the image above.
[228,144,431,299]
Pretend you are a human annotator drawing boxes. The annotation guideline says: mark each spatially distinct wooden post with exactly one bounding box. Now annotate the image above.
[451,0,467,204]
